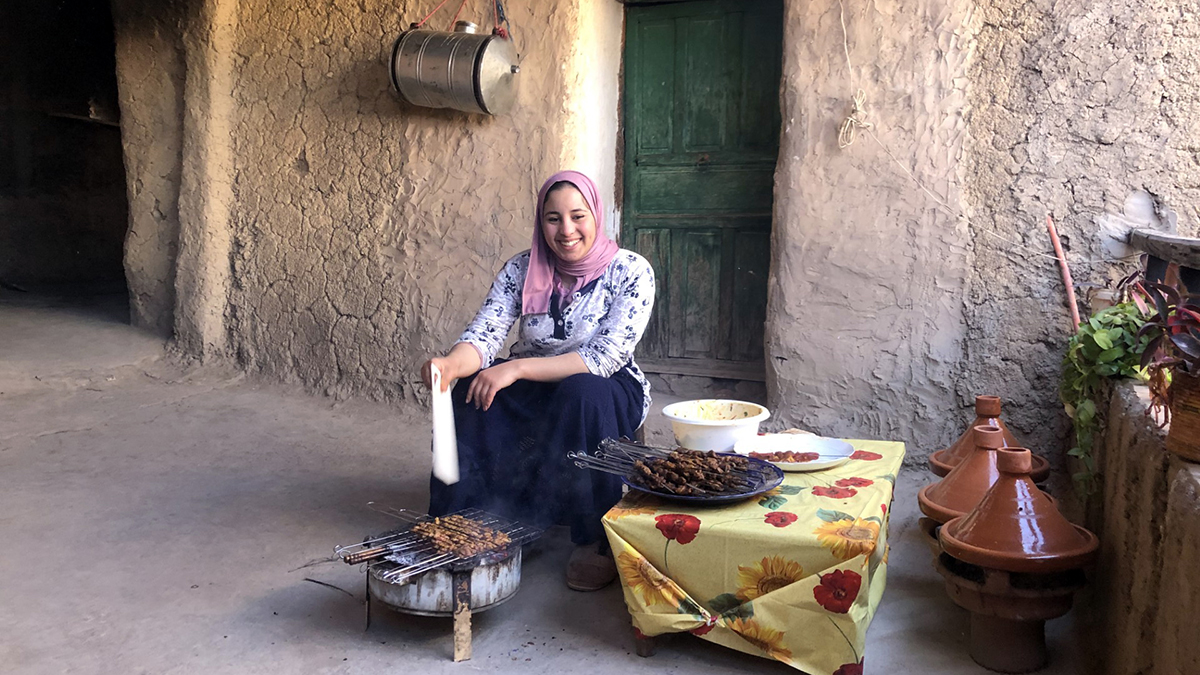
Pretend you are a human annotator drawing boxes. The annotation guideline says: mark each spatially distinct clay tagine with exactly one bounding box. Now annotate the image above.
[940,448,1099,573]
[929,396,1051,482]
[919,425,1005,525]
[936,448,1099,673]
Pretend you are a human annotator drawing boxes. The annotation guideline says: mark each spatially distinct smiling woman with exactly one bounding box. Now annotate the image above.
[420,170,656,592]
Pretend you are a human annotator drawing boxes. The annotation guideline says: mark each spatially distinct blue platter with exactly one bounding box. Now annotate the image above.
[620,454,785,504]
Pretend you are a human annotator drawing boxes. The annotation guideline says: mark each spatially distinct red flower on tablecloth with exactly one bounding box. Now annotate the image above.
[690,621,716,636]
[836,477,874,488]
[655,514,702,544]
[833,659,864,675]
[881,503,887,515]
[813,569,862,613]
[812,486,858,499]
[849,450,882,461]
[764,512,799,528]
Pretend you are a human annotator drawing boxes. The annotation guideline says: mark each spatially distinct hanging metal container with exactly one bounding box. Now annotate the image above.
[390,21,520,115]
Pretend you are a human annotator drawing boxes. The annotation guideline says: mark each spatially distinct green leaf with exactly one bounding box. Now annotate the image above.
[1089,317,1102,331]
[775,485,803,495]
[1077,398,1096,421]
[1097,347,1125,363]
[1093,331,1114,350]
[816,509,856,523]
[875,473,897,483]
[677,597,703,616]
[758,495,788,510]
[708,593,752,619]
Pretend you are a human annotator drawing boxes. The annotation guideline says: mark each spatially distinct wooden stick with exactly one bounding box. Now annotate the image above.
[452,570,472,662]
[1046,215,1081,333]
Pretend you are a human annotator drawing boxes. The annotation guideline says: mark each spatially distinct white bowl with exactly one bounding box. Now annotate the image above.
[660,399,771,452]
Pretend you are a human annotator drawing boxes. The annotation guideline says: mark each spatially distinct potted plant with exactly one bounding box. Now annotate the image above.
[1060,301,1150,492]
[1138,282,1200,462]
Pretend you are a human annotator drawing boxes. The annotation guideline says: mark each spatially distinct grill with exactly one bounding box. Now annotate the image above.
[335,504,543,662]
[337,505,542,582]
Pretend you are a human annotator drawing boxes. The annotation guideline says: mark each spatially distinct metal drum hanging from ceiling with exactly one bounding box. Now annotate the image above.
[390,21,519,116]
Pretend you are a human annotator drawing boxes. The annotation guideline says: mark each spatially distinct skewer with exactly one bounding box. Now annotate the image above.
[379,552,458,583]
[341,530,419,550]
[575,457,753,496]
[335,507,545,581]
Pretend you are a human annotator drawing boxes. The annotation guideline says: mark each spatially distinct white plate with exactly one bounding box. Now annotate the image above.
[733,434,856,472]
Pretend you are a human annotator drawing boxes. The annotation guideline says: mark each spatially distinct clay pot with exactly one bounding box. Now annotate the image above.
[919,426,1005,524]
[1167,372,1200,463]
[940,448,1099,574]
[935,448,1098,673]
[935,553,1086,673]
[929,396,1051,482]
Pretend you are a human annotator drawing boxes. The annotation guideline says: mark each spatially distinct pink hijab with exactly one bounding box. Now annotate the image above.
[521,170,619,316]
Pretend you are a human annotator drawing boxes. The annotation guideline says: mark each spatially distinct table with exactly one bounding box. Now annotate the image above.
[602,439,905,675]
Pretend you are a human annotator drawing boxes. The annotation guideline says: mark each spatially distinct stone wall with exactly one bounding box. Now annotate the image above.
[1084,381,1200,674]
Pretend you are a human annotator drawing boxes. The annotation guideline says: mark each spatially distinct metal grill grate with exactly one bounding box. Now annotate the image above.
[335,505,542,584]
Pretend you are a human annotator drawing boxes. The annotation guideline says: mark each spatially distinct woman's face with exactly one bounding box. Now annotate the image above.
[541,185,597,263]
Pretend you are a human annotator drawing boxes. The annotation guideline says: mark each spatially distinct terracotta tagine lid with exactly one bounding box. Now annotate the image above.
[919,426,1005,524]
[940,448,1099,574]
[929,395,1051,482]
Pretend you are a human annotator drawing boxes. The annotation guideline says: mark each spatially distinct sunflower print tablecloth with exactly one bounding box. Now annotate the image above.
[602,439,905,675]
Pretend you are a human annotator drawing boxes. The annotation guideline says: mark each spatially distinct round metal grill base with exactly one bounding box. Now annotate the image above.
[367,548,522,617]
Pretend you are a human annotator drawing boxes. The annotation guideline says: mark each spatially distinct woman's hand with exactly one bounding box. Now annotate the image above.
[421,357,455,392]
[422,343,484,393]
[466,361,523,411]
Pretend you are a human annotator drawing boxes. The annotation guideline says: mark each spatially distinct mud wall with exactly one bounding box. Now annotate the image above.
[111,0,1200,470]
[766,0,974,453]
[1083,382,1200,674]
[961,0,1200,471]
[111,0,186,335]
[767,0,1200,469]
[111,0,622,395]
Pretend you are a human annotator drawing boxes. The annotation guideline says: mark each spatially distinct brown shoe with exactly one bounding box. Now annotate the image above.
[566,544,617,591]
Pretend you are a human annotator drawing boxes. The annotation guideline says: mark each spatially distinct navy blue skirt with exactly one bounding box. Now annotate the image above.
[428,363,644,545]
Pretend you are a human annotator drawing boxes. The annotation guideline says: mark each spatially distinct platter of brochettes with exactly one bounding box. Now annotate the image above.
[570,399,855,504]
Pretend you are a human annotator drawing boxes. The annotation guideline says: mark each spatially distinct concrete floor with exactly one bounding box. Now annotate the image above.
[0,289,1088,674]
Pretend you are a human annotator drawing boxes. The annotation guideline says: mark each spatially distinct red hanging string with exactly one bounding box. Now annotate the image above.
[415,0,453,28]
[447,0,470,31]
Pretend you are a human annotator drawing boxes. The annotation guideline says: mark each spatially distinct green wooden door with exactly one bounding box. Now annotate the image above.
[623,0,782,381]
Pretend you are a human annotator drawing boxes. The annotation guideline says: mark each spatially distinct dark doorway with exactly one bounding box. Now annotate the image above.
[0,0,129,323]
[622,0,783,382]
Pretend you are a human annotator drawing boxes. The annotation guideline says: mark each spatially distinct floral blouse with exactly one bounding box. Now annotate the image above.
[458,249,656,423]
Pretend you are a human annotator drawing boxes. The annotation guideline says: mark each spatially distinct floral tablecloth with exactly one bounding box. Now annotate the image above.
[602,439,905,675]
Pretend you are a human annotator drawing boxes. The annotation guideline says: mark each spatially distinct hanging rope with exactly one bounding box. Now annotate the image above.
[447,0,470,31]
[837,89,872,149]
[414,0,454,28]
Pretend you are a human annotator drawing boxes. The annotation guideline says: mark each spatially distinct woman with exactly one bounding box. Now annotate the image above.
[421,170,654,591]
